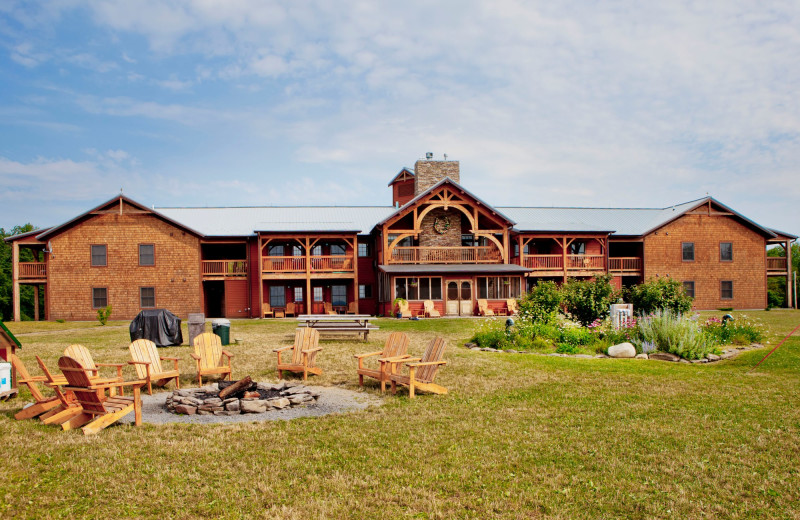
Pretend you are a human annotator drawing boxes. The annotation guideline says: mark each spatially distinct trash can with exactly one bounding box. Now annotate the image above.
[188,313,206,347]
[211,318,231,346]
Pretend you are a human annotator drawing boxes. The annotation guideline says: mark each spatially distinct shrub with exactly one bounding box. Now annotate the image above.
[558,325,594,346]
[470,328,505,349]
[561,275,617,326]
[556,343,580,354]
[702,315,765,345]
[635,309,716,360]
[519,281,562,324]
[627,277,693,315]
[96,305,112,326]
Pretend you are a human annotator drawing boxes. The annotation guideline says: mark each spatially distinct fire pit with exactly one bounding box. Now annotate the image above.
[165,377,319,416]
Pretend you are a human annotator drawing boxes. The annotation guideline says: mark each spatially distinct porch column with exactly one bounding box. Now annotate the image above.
[12,242,20,322]
[561,237,568,283]
[352,234,359,314]
[34,285,40,321]
[305,237,312,315]
[257,235,263,317]
[787,240,794,309]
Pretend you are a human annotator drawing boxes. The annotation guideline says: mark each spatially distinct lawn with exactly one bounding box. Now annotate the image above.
[1,310,799,519]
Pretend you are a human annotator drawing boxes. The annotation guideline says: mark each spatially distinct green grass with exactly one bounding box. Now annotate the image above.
[2,311,800,519]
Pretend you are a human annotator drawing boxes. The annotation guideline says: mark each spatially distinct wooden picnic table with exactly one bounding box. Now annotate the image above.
[296,315,379,341]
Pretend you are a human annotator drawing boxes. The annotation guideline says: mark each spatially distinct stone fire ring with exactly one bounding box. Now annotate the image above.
[119,381,383,426]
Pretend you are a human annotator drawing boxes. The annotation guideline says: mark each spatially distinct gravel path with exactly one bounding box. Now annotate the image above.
[119,385,383,425]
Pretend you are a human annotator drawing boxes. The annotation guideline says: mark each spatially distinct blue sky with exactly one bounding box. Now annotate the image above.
[1,1,798,236]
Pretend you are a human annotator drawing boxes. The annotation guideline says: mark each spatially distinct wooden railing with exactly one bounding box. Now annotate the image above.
[767,257,788,271]
[19,262,46,279]
[202,260,248,277]
[523,255,563,270]
[390,246,502,264]
[609,257,643,272]
[567,255,605,270]
[262,255,355,273]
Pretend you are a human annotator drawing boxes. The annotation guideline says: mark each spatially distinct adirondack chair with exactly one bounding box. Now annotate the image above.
[323,302,337,315]
[285,302,297,317]
[388,337,448,398]
[354,332,410,392]
[64,344,125,394]
[424,300,441,318]
[477,299,494,317]
[397,299,412,318]
[128,339,181,395]
[506,298,519,315]
[346,302,358,314]
[9,353,62,420]
[263,303,274,318]
[58,356,145,435]
[191,332,233,386]
[273,327,322,381]
[34,355,83,428]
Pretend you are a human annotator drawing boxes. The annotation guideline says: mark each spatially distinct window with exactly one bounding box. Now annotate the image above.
[313,287,323,302]
[720,281,733,300]
[683,281,695,298]
[477,277,522,299]
[92,287,108,308]
[293,287,303,302]
[269,245,284,256]
[91,245,107,267]
[682,242,695,261]
[331,285,347,306]
[140,287,155,308]
[720,242,733,262]
[513,243,519,257]
[312,245,322,256]
[359,284,372,299]
[330,244,346,256]
[394,277,442,300]
[358,243,370,257]
[568,241,586,255]
[269,286,285,307]
[138,244,155,266]
[462,234,476,247]
[292,246,303,256]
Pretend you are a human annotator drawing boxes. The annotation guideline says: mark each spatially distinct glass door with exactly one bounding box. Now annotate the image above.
[446,280,473,316]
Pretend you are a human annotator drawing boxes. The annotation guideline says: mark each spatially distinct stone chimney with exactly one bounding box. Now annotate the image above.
[414,158,460,195]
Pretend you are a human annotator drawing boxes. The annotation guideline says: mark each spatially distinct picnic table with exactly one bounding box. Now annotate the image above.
[296,314,379,341]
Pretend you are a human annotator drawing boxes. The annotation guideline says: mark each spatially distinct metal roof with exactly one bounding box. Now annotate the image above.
[379,264,531,274]
[156,206,397,236]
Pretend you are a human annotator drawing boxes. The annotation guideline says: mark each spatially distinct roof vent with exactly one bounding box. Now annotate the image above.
[425,152,433,159]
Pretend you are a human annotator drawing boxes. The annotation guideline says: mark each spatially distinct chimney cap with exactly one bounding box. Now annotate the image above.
[425,152,433,159]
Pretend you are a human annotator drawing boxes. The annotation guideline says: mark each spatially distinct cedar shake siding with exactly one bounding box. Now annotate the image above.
[643,213,767,310]
[47,206,202,320]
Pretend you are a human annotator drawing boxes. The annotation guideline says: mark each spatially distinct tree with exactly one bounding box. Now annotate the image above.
[627,277,693,315]
[0,224,39,321]
[518,280,562,324]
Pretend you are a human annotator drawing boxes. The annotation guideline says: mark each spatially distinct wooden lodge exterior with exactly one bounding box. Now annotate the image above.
[5,158,795,321]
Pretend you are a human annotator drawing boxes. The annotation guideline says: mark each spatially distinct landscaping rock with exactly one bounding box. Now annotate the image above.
[288,395,311,405]
[720,351,737,359]
[608,343,636,358]
[649,352,681,362]
[213,411,239,416]
[751,343,764,349]
[225,400,240,412]
[464,342,477,349]
[594,354,609,358]
[269,398,291,409]
[706,353,720,362]
[173,404,197,415]
[240,400,269,414]
[574,354,593,359]
[284,386,309,395]
[635,353,648,360]
[679,359,690,364]
[470,347,481,351]
[690,359,708,364]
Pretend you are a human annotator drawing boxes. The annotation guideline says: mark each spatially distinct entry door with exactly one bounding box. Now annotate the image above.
[446,280,473,316]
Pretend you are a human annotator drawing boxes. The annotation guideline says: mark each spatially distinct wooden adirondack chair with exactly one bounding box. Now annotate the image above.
[424,300,441,318]
[273,328,322,381]
[354,332,410,392]
[323,302,337,315]
[397,299,412,318]
[285,302,297,317]
[506,298,519,315]
[9,353,62,420]
[191,332,233,386]
[58,356,145,435]
[388,337,448,398]
[263,303,274,318]
[346,302,357,314]
[64,344,124,394]
[477,299,494,317]
[34,355,84,428]
[128,339,180,395]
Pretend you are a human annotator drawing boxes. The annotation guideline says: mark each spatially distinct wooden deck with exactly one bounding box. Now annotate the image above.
[389,246,502,264]
[18,262,47,281]
[262,255,354,273]
[202,260,247,280]
[767,256,788,274]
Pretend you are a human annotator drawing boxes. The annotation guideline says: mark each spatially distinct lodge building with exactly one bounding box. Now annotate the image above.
[5,158,796,321]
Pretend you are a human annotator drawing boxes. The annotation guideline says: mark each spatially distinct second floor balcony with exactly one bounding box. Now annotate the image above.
[202,260,248,279]
[262,255,354,274]
[389,246,503,264]
[522,254,606,271]
[767,257,788,273]
[19,262,47,280]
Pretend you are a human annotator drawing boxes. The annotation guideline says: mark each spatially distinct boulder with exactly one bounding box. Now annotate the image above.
[173,404,197,415]
[706,353,721,362]
[608,343,636,358]
[648,352,681,362]
[635,353,648,360]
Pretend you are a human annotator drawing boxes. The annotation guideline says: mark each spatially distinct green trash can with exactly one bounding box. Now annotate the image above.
[211,318,231,346]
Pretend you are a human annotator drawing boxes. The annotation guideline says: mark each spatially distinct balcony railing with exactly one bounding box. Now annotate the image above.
[608,257,643,273]
[522,254,605,271]
[390,246,502,264]
[767,257,788,271]
[262,255,354,273]
[202,260,248,278]
[19,262,46,279]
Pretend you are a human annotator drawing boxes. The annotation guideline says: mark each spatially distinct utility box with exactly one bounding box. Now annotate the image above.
[188,313,206,347]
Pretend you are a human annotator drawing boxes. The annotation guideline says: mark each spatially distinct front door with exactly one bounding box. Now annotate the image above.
[446,280,473,316]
